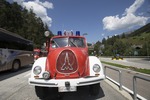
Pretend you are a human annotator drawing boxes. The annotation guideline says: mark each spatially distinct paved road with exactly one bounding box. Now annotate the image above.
[100,57,150,69]
[100,57,150,99]
[0,66,127,100]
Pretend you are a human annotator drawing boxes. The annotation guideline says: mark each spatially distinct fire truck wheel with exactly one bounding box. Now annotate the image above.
[89,83,100,96]
[35,86,49,99]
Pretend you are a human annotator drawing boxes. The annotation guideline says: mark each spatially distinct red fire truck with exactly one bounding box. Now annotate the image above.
[33,49,41,61]
[28,31,104,99]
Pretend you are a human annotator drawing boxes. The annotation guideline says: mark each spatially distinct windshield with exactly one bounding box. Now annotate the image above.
[51,37,85,48]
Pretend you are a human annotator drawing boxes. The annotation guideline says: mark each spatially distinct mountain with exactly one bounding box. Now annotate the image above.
[99,23,150,56]
[128,23,150,37]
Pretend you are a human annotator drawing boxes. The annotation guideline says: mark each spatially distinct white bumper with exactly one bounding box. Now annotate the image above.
[29,75,104,87]
[29,56,105,92]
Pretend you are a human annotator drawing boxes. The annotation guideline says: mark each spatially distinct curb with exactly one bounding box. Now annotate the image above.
[104,79,133,100]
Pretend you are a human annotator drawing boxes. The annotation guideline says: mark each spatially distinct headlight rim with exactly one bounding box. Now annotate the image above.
[33,66,42,75]
[42,71,50,80]
[93,64,101,72]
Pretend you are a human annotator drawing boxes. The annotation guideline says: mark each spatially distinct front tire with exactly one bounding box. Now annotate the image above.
[12,60,20,71]
[89,83,100,96]
[35,86,49,99]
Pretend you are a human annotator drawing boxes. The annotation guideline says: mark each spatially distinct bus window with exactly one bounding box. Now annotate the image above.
[0,28,34,72]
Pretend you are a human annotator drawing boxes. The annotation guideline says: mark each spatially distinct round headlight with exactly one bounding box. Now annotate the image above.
[93,64,101,72]
[33,66,42,75]
[43,71,50,80]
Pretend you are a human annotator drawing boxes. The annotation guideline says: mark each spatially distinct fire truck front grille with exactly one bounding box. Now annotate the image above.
[56,50,78,74]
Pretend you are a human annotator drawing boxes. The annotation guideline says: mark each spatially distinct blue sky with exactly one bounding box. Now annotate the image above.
[7,0,150,43]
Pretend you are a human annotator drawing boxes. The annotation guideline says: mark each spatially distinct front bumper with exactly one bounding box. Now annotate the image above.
[28,75,104,88]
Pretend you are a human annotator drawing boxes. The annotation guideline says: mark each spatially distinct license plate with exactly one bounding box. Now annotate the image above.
[58,86,77,92]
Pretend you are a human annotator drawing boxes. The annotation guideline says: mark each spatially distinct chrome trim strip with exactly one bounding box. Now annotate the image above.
[30,81,57,86]
[78,79,103,85]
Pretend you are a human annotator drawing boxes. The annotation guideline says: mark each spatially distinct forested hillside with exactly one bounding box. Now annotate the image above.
[128,23,150,37]
[93,23,150,56]
[0,0,52,48]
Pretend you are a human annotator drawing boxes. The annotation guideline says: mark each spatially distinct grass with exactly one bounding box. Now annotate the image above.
[101,61,150,74]
[121,32,150,45]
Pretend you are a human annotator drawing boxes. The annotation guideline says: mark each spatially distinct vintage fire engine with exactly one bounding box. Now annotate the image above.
[28,31,104,99]
[33,49,41,61]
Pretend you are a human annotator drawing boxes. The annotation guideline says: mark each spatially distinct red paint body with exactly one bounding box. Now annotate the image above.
[34,49,41,60]
[45,35,90,79]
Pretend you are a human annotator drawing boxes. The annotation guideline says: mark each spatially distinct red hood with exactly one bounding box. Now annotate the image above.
[46,48,89,79]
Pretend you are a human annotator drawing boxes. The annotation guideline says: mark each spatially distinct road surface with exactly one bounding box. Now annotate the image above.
[100,57,150,69]
[0,65,127,100]
[100,57,150,99]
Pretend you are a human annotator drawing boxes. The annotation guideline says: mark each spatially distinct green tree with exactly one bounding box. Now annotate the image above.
[0,1,53,49]
[93,41,101,56]
[102,45,113,56]
[113,40,126,55]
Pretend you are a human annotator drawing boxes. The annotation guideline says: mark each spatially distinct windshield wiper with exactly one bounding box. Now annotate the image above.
[69,39,78,47]
[52,40,60,47]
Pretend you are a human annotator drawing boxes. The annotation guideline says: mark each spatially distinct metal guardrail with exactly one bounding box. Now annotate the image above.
[104,66,122,90]
[133,74,150,100]
[104,66,150,100]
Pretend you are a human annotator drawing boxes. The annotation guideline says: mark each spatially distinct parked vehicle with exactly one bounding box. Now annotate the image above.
[112,54,123,60]
[33,49,41,61]
[28,31,104,99]
[0,28,33,72]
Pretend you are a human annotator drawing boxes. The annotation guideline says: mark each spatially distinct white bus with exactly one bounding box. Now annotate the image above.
[0,28,34,72]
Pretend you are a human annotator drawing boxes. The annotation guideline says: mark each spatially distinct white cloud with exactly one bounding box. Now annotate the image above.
[103,0,149,31]
[101,33,104,36]
[124,0,144,15]
[34,0,53,9]
[13,0,24,5]
[13,0,53,27]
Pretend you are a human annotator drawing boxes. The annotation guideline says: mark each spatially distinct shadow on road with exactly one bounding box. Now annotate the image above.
[142,58,150,61]
[40,84,105,100]
[0,64,32,81]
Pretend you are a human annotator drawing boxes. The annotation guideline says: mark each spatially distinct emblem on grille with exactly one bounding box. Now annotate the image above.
[56,50,78,73]
[61,52,73,70]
